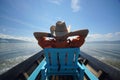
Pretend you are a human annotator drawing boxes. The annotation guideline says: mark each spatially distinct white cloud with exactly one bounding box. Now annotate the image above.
[49,0,63,5]
[0,33,36,42]
[49,0,80,12]
[0,33,14,39]
[86,32,120,41]
[71,0,80,12]
[104,33,113,38]
[115,32,120,36]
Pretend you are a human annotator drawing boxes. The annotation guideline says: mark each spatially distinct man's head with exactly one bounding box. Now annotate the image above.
[50,21,69,37]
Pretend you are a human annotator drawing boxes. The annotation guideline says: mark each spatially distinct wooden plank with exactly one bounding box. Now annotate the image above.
[82,64,99,80]
[27,59,46,80]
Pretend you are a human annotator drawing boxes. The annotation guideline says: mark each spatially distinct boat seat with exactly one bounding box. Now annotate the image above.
[44,48,84,80]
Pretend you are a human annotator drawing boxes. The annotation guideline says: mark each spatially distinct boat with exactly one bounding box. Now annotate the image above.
[0,48,120,80]
[1,21,120,80]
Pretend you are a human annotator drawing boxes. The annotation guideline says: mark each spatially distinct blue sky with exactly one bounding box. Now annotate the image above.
[0,0,120,41]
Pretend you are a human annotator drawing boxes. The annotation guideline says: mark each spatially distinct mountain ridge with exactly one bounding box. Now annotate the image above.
[86,40,120,44]
[0,38,30,43]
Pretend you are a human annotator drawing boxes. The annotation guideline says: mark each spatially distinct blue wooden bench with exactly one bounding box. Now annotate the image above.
[44,48,84,80]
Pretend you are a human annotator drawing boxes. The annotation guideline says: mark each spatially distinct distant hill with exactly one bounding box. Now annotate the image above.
[0,38,30,43]
[87,40,120,44]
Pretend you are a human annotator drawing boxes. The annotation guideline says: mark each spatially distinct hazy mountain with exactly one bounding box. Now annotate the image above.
[87,40,120,44]
[0,38,30,43]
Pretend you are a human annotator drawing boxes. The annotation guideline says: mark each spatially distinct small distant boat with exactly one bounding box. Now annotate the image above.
[0,48,120,80]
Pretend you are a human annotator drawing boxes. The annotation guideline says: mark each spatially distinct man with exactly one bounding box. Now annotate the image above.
[34,21,89,48]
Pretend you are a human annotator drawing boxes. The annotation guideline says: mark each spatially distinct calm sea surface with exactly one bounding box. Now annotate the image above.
[0,43,41,75]
[0,42,120,74]
[81,42,120,70]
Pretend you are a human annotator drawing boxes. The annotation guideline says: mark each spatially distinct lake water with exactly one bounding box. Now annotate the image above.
[0,43,41,75]
[81,42,120,69]
[0,42,120,75]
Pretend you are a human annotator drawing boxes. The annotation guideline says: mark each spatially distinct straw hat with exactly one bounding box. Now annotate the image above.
[50,21,69,36]
[34,21,88,40]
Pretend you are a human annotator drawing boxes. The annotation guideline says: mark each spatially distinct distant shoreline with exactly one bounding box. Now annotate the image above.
[86,40,120,44]
[0,38,32,43]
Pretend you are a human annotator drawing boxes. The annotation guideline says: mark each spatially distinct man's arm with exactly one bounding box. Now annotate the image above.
[33,32,52,40]
[66,29,89,38]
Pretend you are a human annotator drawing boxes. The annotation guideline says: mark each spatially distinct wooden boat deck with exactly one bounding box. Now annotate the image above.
[48,75,73,80]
